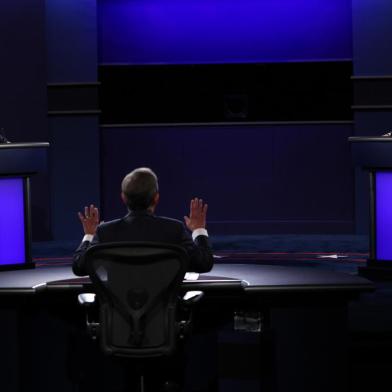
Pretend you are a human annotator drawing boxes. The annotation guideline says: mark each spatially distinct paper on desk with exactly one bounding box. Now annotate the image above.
[184,272,199,280]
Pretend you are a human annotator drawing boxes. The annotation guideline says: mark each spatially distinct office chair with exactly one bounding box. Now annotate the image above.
[77,242,204,392]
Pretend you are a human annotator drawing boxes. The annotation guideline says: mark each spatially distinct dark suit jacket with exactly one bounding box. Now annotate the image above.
[72,210,214,276]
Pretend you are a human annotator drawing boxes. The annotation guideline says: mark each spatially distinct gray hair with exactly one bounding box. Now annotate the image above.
[121,168,159,211]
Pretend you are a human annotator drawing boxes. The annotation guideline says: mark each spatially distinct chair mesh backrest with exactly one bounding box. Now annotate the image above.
[84,242,188,358]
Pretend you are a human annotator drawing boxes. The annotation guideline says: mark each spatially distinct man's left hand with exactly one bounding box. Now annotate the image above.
[78,204,100,235]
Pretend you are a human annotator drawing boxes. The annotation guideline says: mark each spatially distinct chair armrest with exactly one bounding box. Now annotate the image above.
[178,291,204,339]
[77,293,99,339]
[182,290,204,305]
[78,293,96,307]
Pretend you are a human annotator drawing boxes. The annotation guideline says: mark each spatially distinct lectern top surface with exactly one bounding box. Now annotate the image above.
[0,142,49,149]
[348,137,392,143]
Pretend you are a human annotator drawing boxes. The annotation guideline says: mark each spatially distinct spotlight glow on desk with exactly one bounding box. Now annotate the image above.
[0,177,32,269]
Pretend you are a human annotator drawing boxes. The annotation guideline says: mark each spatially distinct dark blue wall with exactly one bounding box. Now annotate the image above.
[49,117,100,240]
[46,0,98,83]
[0,0,50,240]
[101,123,354,234]
[46,0,100,240]
[352,0,392,234]
[1,0,391,239]
[352,0,392,76]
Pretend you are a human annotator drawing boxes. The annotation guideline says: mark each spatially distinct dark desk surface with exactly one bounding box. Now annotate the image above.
[0,263,374,296]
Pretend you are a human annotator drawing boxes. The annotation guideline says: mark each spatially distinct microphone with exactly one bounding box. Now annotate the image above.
[0,129,11,144]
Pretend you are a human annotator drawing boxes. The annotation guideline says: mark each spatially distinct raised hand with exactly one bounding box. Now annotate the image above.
[184,198,208,231]
[78,204,100,235]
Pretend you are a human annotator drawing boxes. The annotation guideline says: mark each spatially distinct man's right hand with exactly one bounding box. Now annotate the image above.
[78,204,100,235]
[184,198,208,231]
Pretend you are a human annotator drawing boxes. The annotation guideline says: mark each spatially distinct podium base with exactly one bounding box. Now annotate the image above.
[0,262,35,272]
[359,262,392,280]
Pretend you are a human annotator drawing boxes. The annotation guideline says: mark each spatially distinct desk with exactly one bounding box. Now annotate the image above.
[0,263,373,392]
[0,263,372,295]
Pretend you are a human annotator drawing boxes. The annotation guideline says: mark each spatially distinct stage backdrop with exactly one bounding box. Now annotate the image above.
[97,0,355,235]
[98,0,353,65]
[101,123,354,234]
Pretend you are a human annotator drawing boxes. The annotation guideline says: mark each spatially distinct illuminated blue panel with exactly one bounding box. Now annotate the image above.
[0,178,26,265]
[376,172,392,261]
[98,0,353,65]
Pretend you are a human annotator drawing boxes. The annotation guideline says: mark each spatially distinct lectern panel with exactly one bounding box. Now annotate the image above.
[0,178,27,266]
[376,171,392,261]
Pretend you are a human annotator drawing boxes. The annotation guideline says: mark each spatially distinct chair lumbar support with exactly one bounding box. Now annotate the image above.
[78,293,96,306]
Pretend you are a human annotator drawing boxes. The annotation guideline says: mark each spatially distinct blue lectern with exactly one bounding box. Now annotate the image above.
[0,143,49,270]
[349,136,392,278]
